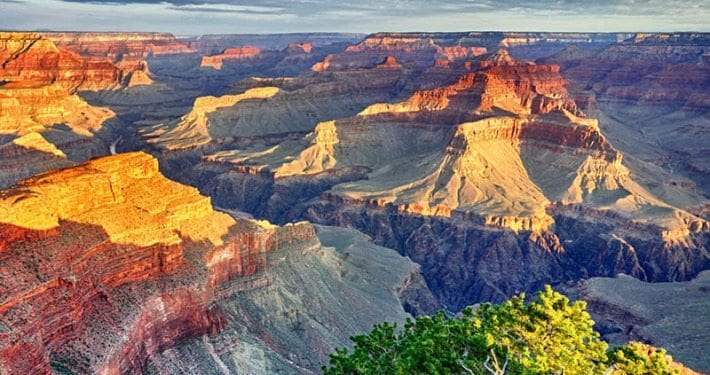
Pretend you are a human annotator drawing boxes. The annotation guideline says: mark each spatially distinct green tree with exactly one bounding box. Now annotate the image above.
[608,342,681,375]
[324,286,612,374]
[323,286,688,374]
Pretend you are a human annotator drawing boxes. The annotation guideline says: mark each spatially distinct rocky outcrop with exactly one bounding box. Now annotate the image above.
[0,133,73,189]
[0,84,115,136]
[41,32,194,59]
[0,153,430,374]
[180,42,708,313]
[359,52,579,117]
[286,42,313,54]
[200,46,262,70]
[115,58,154,87]
[0,32,121,91]
[376,55,403,69]
[576,272,710,373]
[144,87,280,150]
[0,152,235,246]
[0,80,114,188]
[542,33,710,198]
[142,66,414,150]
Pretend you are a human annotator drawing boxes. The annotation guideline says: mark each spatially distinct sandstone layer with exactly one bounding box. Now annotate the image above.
[201,46,262,70]
[0,152,430,374]
[162,39,708,309]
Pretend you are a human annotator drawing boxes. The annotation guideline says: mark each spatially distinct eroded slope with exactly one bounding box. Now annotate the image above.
[0,152,431,374]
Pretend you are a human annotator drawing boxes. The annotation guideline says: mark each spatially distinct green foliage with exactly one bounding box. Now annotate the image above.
[608,342,680,375]
[472,286,608,374]
[323,286,681,375]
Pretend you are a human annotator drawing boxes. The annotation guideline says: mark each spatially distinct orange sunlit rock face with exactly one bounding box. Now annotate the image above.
[200,46,262,69]
[0,32,120,91]
[0,152,318,374]
[0,152,235,246]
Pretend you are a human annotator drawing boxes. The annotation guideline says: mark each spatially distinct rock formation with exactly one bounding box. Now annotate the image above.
[0,32,121,91]
[200,46,262,70]
[42,32,194,59]
[575,272,710,373]
[0,152,431,374]
[542,33,710,200]
[172,42,708,309]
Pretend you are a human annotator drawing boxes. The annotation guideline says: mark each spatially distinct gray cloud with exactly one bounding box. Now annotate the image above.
[2,0,708,33]
[53,0,709,16]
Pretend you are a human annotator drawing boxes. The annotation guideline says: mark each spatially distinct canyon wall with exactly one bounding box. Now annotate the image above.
[161,34,708,310]
[0,152,431,374]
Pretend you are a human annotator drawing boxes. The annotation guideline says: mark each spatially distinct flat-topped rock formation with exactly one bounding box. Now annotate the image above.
[200,46,262,69]
[173,45,708,308]
[0,152,235,246]
[187,33,363,55]
[41,32,194,59]
[0,152,431,374]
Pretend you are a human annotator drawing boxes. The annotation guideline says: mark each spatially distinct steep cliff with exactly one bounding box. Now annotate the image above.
[0,32,121,91]
[542,33,710,198]
[200,46,262,70]
[0,152,431,374]
[177,45,708,309]
[576,272,710,373]
[42,32,194,59]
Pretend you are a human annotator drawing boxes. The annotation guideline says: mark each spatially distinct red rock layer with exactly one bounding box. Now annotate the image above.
[360,52,579,119]
[0,32,120,91]
[377,55,403,69]
[200,46,262,69]
[41,32,194,60]
[0,154,318,374]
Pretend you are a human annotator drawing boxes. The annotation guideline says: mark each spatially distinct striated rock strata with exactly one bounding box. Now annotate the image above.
[200,46,262,70]
[175,48,708,309]
[0,152,431,374]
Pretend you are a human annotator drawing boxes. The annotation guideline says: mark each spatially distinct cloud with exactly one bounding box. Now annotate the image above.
[49,0,710,19]
[166,3,286,15]
[3,0,709,33]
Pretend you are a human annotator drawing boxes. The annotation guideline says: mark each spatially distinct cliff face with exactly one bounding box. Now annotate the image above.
[200,46,262,69]
[575,272,710,373]
[167,37,708,310]
[0,153,429,374]
[1,32,169,92]
[0,32,120,91]
[542,33,710,198]
[42,32,194,59]
[0,32,170,189]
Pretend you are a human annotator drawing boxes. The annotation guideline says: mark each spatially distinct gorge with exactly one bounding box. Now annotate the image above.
[0,30,707,373]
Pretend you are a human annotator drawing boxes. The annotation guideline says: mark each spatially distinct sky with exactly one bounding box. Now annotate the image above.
[1,0,708,35]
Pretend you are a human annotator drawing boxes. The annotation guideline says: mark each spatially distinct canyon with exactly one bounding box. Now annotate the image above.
[0,152,431,374]
[0,30,708,373]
